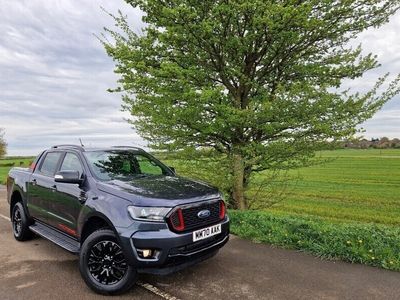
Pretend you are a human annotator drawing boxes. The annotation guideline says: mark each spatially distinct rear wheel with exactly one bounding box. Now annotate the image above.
[11,202,33,241]
[79,229,137,295]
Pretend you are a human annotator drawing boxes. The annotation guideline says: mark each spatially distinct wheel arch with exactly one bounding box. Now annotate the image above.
[80,212,119,244]
[9,190,23,218]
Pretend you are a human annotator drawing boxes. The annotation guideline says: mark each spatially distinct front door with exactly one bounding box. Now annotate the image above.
[48,152,85,237]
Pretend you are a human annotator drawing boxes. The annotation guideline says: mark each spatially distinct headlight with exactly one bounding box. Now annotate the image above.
[127,206,171,222]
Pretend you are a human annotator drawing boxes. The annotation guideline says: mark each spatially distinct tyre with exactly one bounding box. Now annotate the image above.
[11,202,33,241]
[79,229,137,295]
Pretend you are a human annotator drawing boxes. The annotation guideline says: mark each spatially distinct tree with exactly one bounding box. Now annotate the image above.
[378,136,390,148]
[0,129,6,158]
[391,138,400,148]
[103,0,400,209]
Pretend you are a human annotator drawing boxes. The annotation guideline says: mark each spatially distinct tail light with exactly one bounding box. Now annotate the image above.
[169,208,185,231]
[219,200,226,220]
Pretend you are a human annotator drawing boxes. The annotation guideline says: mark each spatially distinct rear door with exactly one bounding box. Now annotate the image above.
[47,151,86,237]
[28,151,63,223]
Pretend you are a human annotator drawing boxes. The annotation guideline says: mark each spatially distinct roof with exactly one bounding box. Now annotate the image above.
[50,145,144,152]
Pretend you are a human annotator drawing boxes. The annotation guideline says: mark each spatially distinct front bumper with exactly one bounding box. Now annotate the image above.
[118,217,230,274]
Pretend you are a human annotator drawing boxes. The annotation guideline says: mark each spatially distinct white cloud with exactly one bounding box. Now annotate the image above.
[0,0,145,155]
[0,1,399,155]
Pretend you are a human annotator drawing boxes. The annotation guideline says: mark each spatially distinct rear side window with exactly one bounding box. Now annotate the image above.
[60,153,84,177]
[39,152,62,176]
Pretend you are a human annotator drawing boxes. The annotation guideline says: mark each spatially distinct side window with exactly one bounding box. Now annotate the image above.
[60,153,84,177]
[137,155,163,175]
[39,152,62,176]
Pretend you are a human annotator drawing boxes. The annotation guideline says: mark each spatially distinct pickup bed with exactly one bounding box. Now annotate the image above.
[6,145,229,295]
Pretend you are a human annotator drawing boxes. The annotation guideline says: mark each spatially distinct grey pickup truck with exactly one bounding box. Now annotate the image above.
[6,145,229,295]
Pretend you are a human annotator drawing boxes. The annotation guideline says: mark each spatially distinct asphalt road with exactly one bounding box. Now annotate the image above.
[1,186,400,300]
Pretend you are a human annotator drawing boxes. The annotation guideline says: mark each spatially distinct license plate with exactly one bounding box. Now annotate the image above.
[192,224,221,242]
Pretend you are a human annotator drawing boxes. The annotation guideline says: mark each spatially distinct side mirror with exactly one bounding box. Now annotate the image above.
[55,170,83,185]
[168,166,176,174]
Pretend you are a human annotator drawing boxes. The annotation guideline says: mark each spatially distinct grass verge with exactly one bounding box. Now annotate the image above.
[229,209,400,271]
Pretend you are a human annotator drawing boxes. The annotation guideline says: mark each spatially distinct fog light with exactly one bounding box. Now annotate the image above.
[142,249,152,258]
[137,249,154,259]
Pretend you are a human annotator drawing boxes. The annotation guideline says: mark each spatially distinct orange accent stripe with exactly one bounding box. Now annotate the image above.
[58,224,77,236]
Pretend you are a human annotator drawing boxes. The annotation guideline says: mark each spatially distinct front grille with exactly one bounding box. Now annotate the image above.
[170,211,181,228]
[168,200,223,232]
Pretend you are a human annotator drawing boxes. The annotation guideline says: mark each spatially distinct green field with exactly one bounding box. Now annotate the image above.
[0,157,34,184]
[250,149,400,226]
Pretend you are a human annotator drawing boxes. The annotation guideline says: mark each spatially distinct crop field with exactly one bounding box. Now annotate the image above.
[249,149,400,226]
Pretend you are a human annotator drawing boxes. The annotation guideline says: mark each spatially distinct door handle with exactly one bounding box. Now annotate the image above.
[31,179,37,186]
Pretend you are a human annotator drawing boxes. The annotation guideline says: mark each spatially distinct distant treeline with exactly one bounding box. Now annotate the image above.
[342,137,400,149]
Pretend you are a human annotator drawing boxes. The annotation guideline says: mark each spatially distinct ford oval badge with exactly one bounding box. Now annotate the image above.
[197,209,211,219]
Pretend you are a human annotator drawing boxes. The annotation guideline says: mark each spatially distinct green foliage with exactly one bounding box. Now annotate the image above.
[156,148,234,196]
[103,0,400,208]
[0,129,6,159]
[229,210,400,271]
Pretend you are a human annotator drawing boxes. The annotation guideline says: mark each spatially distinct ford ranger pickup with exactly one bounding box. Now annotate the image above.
[6,145,229,295]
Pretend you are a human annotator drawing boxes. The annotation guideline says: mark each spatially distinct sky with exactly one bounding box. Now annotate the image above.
[0,1,399,156]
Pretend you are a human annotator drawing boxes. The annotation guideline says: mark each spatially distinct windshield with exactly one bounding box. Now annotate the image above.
[84,150,173,181]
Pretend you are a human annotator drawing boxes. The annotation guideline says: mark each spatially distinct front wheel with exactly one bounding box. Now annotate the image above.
[11,202,33,241]
[79,229,137,295]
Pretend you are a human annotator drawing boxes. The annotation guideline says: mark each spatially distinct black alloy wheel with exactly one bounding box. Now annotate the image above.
[11,202,33,241]
[12,206,22,236]
[79,229,137,295]
[88,240,128,285]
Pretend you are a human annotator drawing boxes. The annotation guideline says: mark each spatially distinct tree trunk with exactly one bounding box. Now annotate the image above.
[232,153,247,210]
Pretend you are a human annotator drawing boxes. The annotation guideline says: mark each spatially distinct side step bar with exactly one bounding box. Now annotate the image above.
[29,222,80,254]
